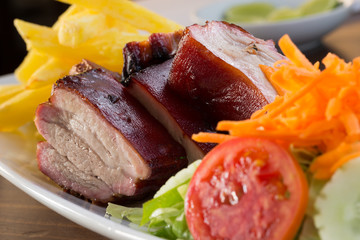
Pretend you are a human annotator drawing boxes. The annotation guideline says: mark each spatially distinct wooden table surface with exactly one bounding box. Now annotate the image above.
[1,12,360,240]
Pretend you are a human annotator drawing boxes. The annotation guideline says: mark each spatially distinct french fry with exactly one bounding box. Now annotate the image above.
[0,85,24,103]
[57,10,109,47]
[14,50,49,84]
[15,19,148,72]
[14,19,58,52]
[79,29,148,71]
[106,15,141,33]
[52,4,86,31]
[14,19,104,63]
[58,0,183,33]
[57,9,139,48]
[0,84,52,132]
[26,57,78,89]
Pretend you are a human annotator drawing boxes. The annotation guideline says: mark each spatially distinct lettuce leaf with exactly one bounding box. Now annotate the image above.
[106,160,201,239]
[106,203,143,225]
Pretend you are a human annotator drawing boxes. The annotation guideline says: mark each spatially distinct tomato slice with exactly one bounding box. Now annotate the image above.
[185,137,308,240]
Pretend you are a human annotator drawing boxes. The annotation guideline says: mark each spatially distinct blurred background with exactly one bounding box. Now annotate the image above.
[0,0,68,75]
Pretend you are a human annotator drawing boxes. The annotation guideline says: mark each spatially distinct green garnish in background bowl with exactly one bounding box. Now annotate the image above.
[223,0,340,23]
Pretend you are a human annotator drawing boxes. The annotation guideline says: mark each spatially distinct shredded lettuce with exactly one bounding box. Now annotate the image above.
[295,174,326,240]
[106,203,143,225]
[290,145,320,173]
[141,186,184,225]
[298,217,321,240]
[290,146,325,240]
[106,160,201,239]
[145,201,191,239]
[154,160,201,198]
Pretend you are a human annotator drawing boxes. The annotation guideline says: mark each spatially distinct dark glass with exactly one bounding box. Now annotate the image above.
[0,0,68,75]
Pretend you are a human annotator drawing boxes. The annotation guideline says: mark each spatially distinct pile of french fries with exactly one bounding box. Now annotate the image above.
[0,0,183,132]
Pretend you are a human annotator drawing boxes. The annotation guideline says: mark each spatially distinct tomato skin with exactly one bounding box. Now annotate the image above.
[185,137,308,240]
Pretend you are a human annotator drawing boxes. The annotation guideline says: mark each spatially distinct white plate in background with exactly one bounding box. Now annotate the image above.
[141,0,359,49]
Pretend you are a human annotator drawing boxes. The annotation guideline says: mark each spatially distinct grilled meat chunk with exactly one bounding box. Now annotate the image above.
[35,67,187,203]
[126,59,216,161]
[168,21,285,121]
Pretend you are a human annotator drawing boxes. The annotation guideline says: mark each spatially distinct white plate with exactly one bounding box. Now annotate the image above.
[0,74,161,240]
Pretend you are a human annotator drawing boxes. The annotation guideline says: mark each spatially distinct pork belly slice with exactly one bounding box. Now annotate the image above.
[37,141,115,201]
[35,67,188,202]
[122,30,183,80]
[70,59,214,160]
[125,59,216,161]
[168,21,285,121]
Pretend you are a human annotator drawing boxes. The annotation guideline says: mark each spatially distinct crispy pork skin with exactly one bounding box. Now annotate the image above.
[35,67,188,202]
[125,59,216,161]
[168,21,285,121]
[122,30,183,80]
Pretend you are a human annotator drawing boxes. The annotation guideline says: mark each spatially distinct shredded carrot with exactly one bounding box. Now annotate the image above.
[259,64,285,96]
[192,132,235,144]
[259,64,274,80]
[278,34,316,71]
[193,34,360,180]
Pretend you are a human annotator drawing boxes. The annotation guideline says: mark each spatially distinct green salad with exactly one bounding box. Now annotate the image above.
[106,160,201,239]
[105,146,360,240]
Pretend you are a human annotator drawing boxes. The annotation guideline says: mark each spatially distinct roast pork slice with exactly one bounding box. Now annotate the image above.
[168,21,285,121]
[125,59,216,161]
[37,141,115,201]
[122,30,183,80]
[35,67,188,203]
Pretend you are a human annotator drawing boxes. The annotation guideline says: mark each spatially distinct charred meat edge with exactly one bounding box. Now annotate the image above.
[122,30,183,81]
